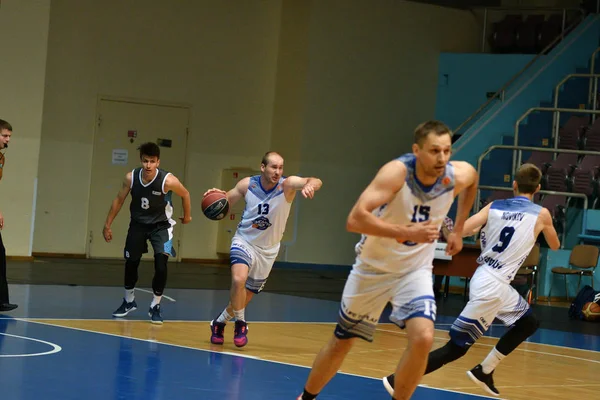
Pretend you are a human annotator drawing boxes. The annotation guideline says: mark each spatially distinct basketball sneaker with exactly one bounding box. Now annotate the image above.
[466,364,499,396]
[148,304,163,325]
[112,298,137,317]
[210,320,226,344]
[233,320,248,347]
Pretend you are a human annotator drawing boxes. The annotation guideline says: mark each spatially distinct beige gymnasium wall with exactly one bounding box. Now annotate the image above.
[33,0,283,258]
[0,0,51,257]
[283,0,482,265]
[29,0,481,264]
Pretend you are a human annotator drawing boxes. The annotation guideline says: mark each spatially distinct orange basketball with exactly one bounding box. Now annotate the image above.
[581,302,600,322]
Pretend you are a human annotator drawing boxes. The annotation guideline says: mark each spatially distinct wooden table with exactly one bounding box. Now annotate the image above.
[432,243,481,300]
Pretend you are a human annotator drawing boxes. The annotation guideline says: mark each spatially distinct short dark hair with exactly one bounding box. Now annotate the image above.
[0,119,13,132]
[414,120,452,146]
[138,142,160,159]
[515,163,542,194]
[261,151,282,166]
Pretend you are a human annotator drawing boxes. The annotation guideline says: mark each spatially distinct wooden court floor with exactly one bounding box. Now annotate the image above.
[35,319,600,400]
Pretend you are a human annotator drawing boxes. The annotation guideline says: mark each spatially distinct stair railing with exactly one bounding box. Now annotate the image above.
[476,144,600,213]
[454,12,586,137]
[513,107,600,173]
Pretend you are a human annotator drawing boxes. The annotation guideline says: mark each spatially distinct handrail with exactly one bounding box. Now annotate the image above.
[476,144,600,214]
[476,185,588,249]
[553,73,600,145]
[455,13,586,135]
[589,47,600,104]
[513,107,600,173]
[471,7,584,12]
[553,73,600,109]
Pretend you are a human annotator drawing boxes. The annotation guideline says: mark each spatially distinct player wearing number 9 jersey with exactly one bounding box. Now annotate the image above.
[382,163,560,398]
[102,142,192,324]
[297,121,479,400]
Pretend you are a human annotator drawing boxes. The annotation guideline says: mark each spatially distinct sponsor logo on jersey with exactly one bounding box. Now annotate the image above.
[152,190,161,196]
[252,216,272,230]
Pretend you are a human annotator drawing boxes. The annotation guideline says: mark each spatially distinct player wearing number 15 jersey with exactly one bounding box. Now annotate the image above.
[383,163,560,398]
[103,142,192,324]
[297,121,479,400]
[203,152,322,348]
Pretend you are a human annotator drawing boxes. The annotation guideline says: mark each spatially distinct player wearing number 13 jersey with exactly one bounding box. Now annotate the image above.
[382,163,560,398]
[203,151,322,348]
[103,142,192,325]
[297,121,479,400]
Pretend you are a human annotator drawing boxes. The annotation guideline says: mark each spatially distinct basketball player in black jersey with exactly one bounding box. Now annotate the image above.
[103,142,192,324]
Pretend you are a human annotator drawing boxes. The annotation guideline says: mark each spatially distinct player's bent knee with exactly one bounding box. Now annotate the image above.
[408,330,434,352]
[154,253,168,270]
[328,332,356,353]
[232,273,248,289]
[515,312,539,336]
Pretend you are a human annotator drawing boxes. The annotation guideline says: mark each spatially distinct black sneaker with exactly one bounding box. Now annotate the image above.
[148,304,163,325]
[112,298,137,317]
[466,364,500,396]
[382,374,395,397]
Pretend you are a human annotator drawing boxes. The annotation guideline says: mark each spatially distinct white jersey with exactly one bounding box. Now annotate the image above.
[355,154,456,274]
[478,196,541,283]
[235,175,292,248]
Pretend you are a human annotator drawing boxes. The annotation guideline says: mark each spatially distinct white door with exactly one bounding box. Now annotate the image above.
[88,99,189,260]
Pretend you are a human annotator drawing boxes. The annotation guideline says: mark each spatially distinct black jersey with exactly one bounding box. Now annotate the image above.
[129,167,173,225]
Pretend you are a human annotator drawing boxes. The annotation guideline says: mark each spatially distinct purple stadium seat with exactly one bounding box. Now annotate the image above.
[516,15,544,53]
[524,151,553,169]
[491,14,522,53]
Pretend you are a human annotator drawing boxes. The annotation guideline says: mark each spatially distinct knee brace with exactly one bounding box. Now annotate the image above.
[152,253,169,296]
[425,339,470,375]
[124,258,141,290]
[496,313,539,356]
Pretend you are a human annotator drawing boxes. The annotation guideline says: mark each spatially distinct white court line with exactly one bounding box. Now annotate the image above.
[376,327,600,363]
[14,318,497,400]
[0,332,62,358]
[3,318,599,354]
[134,288,176,302]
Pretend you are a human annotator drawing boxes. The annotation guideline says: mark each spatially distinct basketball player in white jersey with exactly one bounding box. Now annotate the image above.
[297,121,479,400]
[382,163,560,398]
[204,152,322,347]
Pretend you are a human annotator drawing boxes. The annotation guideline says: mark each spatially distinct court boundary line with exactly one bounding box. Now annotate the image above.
[14,318,498,400]
[6,317,596,354]
[0,332,62,358]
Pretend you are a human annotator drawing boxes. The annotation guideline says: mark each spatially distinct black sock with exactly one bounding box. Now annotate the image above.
[301,389,318,400]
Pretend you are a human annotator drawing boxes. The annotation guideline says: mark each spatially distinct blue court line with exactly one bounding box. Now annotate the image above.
[0,318,496,400]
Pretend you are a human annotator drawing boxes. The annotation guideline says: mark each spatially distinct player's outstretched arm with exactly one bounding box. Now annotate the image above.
[539,207,560,250]
[103,172,132,242]
[462,203,491,238]
[165,174,192,224]
[283,176,323,202]
[203,177,249,209]
[346,160,439,243]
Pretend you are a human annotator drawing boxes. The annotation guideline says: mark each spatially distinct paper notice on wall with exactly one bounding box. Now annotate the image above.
[112,149,128,165]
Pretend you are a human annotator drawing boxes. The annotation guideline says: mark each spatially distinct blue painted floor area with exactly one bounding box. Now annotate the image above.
[5,284,600,352]
[1,284,599,399]
[0,319,491,400]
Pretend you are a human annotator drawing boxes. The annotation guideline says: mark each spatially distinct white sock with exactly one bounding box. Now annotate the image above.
[481,347,505,374]
[233,308,245,322]
[150,295,162,308]
[125,289,135,303]
[216,309,233,324]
